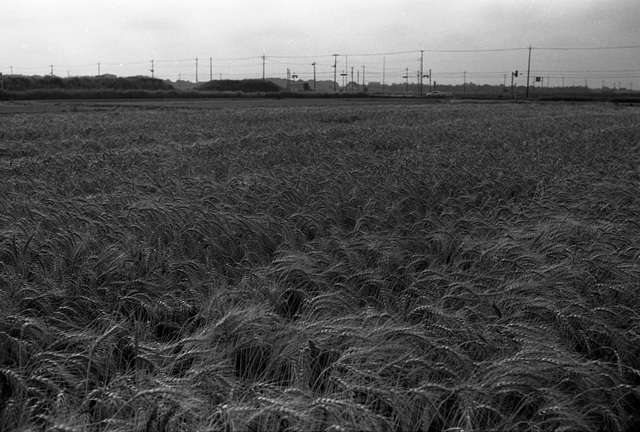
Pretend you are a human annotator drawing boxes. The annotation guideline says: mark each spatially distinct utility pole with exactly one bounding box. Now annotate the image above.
[420,50,424,96]
[50,64,54,76]
[526,45,532,98]
[403,68,409,94]
[98,62,101,77]
[382,57,386,95]
[511,70,518,100]
[332,54,338,92]
[195,58,198,83]
[286,69,297,91]
[312,62,316,91]
[351,67,354,92]
[345,56,348,86]
[262,55,266,80]
[421,71,429,95]
[210,57,212,81]
[150,60,154,78]
[362,66,365,91]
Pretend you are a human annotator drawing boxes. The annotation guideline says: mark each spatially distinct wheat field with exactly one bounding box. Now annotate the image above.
[0,101,639,431]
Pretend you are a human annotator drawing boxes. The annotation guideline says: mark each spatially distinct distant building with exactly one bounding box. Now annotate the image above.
[344,82,364,92]
[367,81,386,93]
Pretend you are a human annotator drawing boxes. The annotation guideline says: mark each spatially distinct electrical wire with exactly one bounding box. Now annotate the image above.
[2,44,638,85]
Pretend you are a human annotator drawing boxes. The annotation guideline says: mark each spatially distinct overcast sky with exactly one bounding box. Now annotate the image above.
[2,0,639,88]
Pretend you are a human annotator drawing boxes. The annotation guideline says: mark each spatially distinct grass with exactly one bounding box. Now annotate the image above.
[0,101,639,431]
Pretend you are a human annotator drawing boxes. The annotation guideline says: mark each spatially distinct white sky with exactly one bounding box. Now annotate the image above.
[2,0,639,88]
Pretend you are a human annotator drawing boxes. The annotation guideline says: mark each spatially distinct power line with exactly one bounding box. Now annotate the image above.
[343,49,421,57]
[266,54,335,59]
[533,45,640,51]
[206,55,263,61]
[2,44,639,88]
[5,44,639,72]
[533,68,640,73]
[102,60,150,66]
[154,59,193,63]
[423,47,529,53]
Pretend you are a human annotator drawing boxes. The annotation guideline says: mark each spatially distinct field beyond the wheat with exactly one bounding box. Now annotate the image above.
[1,101,639,431]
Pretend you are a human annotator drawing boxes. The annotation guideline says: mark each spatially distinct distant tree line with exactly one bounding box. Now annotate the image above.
[195,79,280,93]
[1,74,636,102]
[0,76,285,100]
[1,75,174,91]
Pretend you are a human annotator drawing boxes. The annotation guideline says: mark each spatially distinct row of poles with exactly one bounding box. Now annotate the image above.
[0,54,518,98]
[152,48,532,97]
[320,52,435,95]
[116,54,437,95]
[7,46,618,97]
